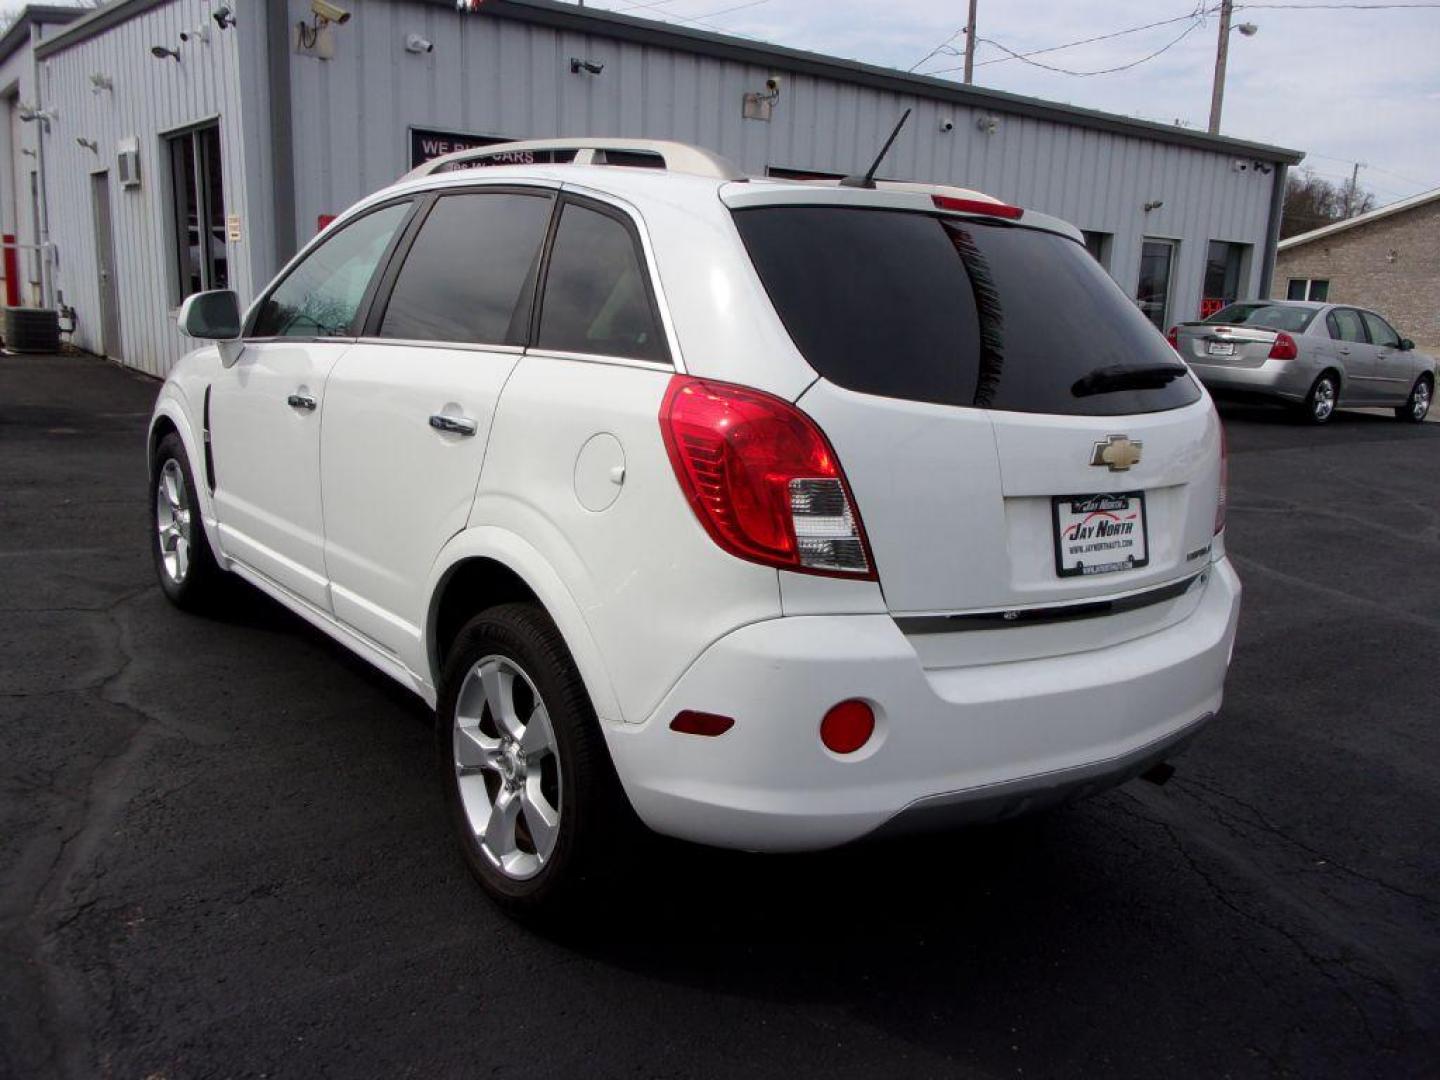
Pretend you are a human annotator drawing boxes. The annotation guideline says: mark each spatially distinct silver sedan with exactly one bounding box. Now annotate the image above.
[1172,300,1436,424]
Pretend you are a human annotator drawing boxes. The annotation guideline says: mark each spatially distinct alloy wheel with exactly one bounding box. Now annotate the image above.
[155,459,192,584]
[452,655,563,881]
[1414,381,1431,420]
[1313,379,1336,422]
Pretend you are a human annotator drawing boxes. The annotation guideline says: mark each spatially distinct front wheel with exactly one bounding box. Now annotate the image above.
[1396,376,1432,423]
[151,432,223,611]
[437,603,631,915]
[1300,373,1339,425]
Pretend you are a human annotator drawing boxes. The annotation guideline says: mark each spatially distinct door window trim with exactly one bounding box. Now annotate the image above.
[242,197,420,343]
[359,184,557,345]
[527,192,675,368]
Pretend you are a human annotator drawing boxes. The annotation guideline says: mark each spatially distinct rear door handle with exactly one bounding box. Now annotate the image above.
[429,413,478,437]
[287,393,317,411]
[1337,348,1351,356]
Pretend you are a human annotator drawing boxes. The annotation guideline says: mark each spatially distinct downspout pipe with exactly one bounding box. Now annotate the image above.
[1257,162,1289,300]
[30,22,53,310]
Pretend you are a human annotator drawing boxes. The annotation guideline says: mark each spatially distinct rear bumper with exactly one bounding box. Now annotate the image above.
[1189,357,1322,402]
[605,558,1242,852]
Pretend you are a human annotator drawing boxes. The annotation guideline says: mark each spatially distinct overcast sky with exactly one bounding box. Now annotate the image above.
[585,0,1440,205]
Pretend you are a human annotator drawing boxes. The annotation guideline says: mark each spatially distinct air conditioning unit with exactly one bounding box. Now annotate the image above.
[117,137,141,188]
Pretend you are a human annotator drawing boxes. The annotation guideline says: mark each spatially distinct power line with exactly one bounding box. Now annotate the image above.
[966,18,1209,78]
[1238,3,1440,9]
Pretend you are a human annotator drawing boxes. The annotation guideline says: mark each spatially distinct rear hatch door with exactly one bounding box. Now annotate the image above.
[732,199,1222,615]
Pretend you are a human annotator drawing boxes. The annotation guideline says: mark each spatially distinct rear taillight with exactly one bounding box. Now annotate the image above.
[1166,326,1179,351]
[659,376,875,579]
[1268,332,1299,360]
[1215,423,1228,535]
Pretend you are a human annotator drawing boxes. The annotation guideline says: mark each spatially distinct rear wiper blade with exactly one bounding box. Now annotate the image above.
[1072,363,1188,398]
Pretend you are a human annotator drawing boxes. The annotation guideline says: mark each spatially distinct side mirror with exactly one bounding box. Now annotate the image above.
[178,289,241,341]
[1399,338,1415,351]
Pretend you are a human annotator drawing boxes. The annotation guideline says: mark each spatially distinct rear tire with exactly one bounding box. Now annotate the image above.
[1300,372,1339,425]
[1395,375,1432,423]
[150,432,224,611]
[436,602,633,916]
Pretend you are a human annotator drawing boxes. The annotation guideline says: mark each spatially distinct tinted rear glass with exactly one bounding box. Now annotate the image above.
[733,207,1199,415]
[1205,302,1318,333]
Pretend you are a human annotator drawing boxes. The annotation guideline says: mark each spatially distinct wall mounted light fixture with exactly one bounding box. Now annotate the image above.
[89,73,114,92]
[150,44,181,61]
[212,5,237,30]
[405,33,434,54]
[1143,199,1165,212]
[17,103,56,129]
[76,137,99,153]
[569,57,604,74]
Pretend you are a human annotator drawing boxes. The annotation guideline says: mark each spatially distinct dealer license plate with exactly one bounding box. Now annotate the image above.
[1206,341,1235,357]
[1052,493,1149,577]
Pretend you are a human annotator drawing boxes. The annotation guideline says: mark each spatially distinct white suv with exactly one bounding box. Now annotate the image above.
[150,139,1239,911]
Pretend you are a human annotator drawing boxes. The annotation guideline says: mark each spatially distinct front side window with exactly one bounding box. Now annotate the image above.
[734,206,1199,416]
[1327,308,1367,343]
[536,202,666,362]
[168,124,227,302]
[1360,311,1400,347]
[379,191,552,345]
[251,203,410,338]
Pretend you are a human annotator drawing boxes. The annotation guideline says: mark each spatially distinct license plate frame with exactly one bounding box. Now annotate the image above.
[1051,492,1150,578]
[1206,340,1236,357]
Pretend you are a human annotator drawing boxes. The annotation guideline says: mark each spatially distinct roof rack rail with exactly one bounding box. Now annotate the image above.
[402,138,745,182]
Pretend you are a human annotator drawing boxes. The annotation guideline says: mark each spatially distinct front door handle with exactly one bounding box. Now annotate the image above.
[287,393,317,411]
[429,413,478,437]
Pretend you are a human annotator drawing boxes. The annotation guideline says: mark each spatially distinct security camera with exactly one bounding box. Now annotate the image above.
[405,33,434,54]
[765,76,782,93]
[311,0,351,25]
[1232,159,1249,172]
[939,117,955,133]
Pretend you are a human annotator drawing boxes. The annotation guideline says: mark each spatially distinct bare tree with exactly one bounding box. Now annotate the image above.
[1282,168,1377,238]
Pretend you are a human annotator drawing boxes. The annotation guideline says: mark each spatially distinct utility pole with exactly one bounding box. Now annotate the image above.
[1343,161,1366,217]
[29,23,51,310]
[1208,0,1232,135]
[962,0,978,84]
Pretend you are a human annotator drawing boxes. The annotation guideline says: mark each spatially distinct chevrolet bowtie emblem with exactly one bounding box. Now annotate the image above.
[1091,434,1143,471]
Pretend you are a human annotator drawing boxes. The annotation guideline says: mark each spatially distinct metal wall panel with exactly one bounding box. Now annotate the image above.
[285,0,1277,333]
[39,0,270,376]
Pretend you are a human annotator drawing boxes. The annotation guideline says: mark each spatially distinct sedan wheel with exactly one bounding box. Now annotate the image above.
[1396,377,1432,423]
[1303,374,1338,425]
[155,459,193,585]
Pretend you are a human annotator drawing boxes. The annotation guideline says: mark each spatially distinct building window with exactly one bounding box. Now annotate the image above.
[168,125,227,302]
[1202,240,1249,317]
[1081,230,1112,269]
[1286,278,1329,302]
[1136,238,1177,332]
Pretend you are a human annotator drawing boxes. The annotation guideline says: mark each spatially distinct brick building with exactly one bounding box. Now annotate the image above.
[1274,188,1440,353]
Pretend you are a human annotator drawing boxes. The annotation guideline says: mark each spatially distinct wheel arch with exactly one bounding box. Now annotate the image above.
[424,529,624,727]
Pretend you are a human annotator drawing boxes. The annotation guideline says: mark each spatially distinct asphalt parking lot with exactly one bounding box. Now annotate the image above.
[2,351,1437,1079]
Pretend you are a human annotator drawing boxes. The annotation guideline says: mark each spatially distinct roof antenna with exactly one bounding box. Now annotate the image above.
[840,108,912,189]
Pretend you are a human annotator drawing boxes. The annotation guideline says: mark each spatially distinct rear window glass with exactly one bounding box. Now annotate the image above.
[1205,302,1318,333]
[732,207,1200,416]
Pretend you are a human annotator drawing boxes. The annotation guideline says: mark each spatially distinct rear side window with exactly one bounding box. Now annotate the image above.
[537,203,667,363]
[1207,302,1318,333]
[1327,309,1367,343]
[379,191,551,345]
[733,206,1200,415]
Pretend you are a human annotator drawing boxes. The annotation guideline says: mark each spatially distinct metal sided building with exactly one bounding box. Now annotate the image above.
[19,0,1303,376]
